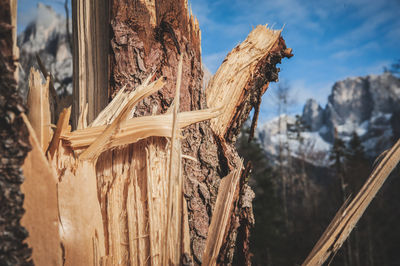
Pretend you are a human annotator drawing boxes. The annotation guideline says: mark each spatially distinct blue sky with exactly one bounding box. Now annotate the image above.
[18,0,66,33]
[18,0,400,123]
[190,0,400,122]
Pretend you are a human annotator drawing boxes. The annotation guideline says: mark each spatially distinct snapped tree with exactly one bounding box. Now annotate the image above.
[14,0,293,265]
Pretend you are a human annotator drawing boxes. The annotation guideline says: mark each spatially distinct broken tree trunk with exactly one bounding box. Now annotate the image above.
[0,0,32,264]
[20,0,292,265]
[103,1,292,264]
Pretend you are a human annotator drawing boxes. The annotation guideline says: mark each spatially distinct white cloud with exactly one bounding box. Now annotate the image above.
[331,41,379,60]
[202,50,229,73]
[190,0,400,122]
[17,0,67,33]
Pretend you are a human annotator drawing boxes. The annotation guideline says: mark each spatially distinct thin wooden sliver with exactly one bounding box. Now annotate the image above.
[202,163,243,266]
[302,138,400,266]
[79,77,165,161]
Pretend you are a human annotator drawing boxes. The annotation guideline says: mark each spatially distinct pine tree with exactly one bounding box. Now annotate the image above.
[384,59,400,77]
[329,134,352,266]
[344,132,369,266]
[236,125,285,266]
[330,135,347,198]
[346,132,365,162]
[287,114,309,143]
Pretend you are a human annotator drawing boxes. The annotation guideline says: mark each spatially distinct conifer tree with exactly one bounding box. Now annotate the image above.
[345,131,369,192]
[329,134,352,266]
[236,125,284,266]
[343,132,369,266]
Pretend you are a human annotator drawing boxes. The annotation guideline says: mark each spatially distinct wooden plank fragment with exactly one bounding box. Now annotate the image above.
[10,0,18,82]
[57,160,106,266]
[164,53,183,265]
[20,114,62,266]
[76,101,88,130]
[27,68,53,151]
[72,0,109,127]
[202,162,243,266]
[303,138,400,266]
[47,106,71,158]
[79,77,165,161]
[61,107,222,149]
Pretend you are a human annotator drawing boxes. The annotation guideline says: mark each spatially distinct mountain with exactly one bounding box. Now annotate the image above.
[258,72,400,165]
[17,3,72,99]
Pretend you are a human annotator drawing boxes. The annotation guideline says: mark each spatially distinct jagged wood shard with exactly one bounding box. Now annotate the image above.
[47,106,71,157]
[61,108,222,149]
[21,113,62,265]
[206,25,292,140]
[79,76,165,161]
[303,139,400,266]
[202,164,243,266]
[44,53,221,265]
[27,68,53,151]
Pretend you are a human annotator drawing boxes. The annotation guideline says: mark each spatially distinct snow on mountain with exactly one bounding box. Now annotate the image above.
[18,3,72,99]
[258,72,400,165]
[258,114,331,166]
[302,99,324,131]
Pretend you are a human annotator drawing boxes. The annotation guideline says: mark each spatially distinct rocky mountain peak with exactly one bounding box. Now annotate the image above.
[258,72,400,163]
[18,3,72,98]
[323,72,400,139]
[326,75,373,127]
[19,3,65,55]
[302,98,323,131]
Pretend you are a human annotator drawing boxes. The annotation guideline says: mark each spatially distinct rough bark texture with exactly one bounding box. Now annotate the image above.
[0,0,33,264]
[107,1,293,264]
[108,1,225,264]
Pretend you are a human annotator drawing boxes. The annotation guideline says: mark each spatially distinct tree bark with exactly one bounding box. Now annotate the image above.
[106,1,211,263]
[0,0,32,264]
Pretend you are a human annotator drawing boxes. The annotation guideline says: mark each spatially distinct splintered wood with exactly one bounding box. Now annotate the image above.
[27,68,52,151]
[21,23,292,265]
[206,25,281,138]
[302,139,400,266]
[20,114,62,266]
[202,166,243,266]
[22,63,217,264]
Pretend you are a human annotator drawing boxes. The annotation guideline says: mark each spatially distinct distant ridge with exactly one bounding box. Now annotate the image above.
[18,3,72,99]
[258,72,400,165]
